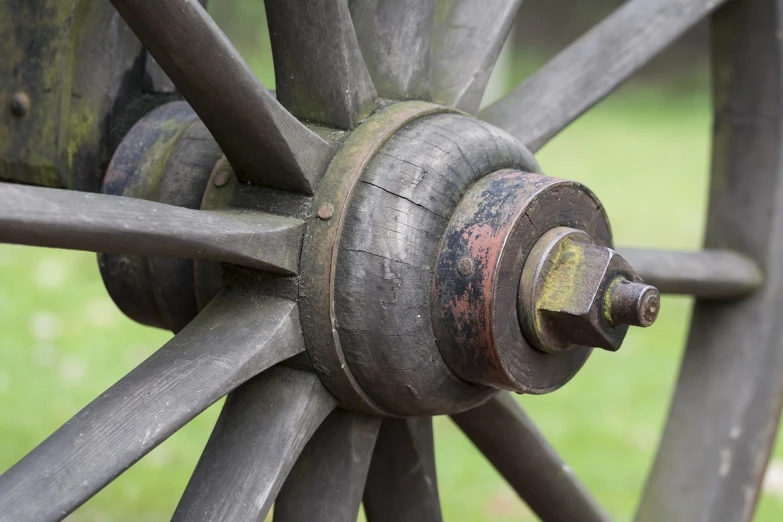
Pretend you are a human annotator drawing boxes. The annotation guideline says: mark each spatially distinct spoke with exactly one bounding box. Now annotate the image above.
[431,0,523,114]
[0,289,304,521]
[0,183,303,275]
[274,409,381,522]
[173,367,337,521]
[452,393,610,522]
[619,248,763,299]
[349,0,436,100]
[363,417,442,522]
[480,0,728,151]
[637,1,783,520]
[266,0,376,130]
[109,0,332,193]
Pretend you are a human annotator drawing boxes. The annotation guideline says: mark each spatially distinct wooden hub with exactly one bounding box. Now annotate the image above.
[100,101,646,418]
[299,102,615,416]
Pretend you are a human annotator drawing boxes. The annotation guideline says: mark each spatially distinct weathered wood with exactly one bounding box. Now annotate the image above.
[637,0,783,519]
[349,0,435,100]
[148,119,223,331]
[0,182,304,275]
[333,113,537,415]
[109,0,333,193]
[173,367,336,522]
[274,409,381,522]
[431,0,523,113]
[619,248,763,299]
[480,0,728,151]
[363,417,442,522]
[300,101,462,416]
[266,0,376,129]
[452,393,611,522]
[0,2,146,191]
[99,101,202,330]
[0,289,305,521]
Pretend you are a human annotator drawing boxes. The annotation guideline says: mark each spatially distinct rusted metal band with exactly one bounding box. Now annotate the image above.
[300,101,460,415]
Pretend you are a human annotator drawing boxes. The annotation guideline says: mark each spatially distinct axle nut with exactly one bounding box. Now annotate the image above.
[518,227,660,354]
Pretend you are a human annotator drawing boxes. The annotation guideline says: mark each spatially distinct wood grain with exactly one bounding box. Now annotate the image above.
[480,0,727,151]
[431,0,523,113]
[0,182,304,275]
[334,113,538,415]
[0,288,305,521]
[148,119,224,331]
[266,0,376,129]
[350,0,436,100]
[363,417,442,522]
[274,409,381,522]
[173,367,336,521]
[109,0,333,192]
[637,0,783,519]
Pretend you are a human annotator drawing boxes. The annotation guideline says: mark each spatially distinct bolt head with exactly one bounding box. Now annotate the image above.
[457,256,474,276]
[640,290,660,325]
[213,169,231,187]
[10,92,30,117]
[317,203,335,220]
[607,279,660,327]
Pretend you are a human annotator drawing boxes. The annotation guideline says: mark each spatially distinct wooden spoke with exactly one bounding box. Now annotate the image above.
[452,393,610,522]
[480,0,728,151]
[637,1,783,520]
[274,409,381,522]
[266,0,376,130]
[363,417,442,522]
[349,0,436,100]
[0,183,303,275]
[431,0,523,114]
[619,248,763,299]
[109,0,332,193]
[0,289,305,521]
[173,368,337,522]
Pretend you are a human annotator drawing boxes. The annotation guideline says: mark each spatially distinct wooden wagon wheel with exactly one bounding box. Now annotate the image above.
[0,0,779,520]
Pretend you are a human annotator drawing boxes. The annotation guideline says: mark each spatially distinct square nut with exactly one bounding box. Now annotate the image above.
[536,239,633,351]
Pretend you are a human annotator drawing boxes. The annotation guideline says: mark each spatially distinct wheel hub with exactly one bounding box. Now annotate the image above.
[296,102,657,415]
[100,101,659,417]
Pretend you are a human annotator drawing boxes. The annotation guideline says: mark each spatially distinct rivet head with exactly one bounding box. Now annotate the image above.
[317,203,335,220]
[457,256,474,276]
[214,169,230,187]
[10,92,30,117]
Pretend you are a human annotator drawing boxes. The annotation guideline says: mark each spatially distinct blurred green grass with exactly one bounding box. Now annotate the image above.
[3,14,783,520]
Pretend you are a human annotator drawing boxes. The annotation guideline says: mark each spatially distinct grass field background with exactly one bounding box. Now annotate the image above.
[3,10,783,521]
